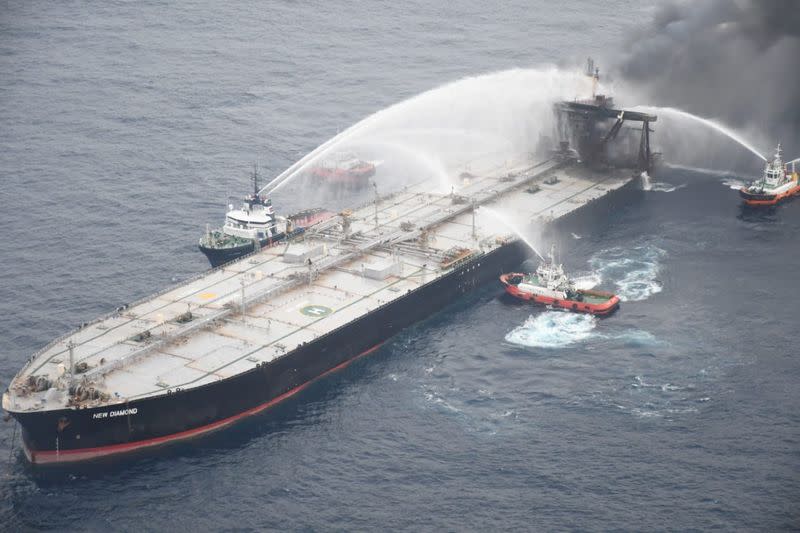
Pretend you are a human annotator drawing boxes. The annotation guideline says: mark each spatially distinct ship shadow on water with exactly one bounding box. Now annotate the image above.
[736,203,780,224]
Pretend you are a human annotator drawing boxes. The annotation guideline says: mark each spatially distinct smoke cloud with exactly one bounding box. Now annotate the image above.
[616,0,800,156]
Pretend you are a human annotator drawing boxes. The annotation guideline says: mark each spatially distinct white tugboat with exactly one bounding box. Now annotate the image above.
[199,168,331,267]
[740,144,800,206]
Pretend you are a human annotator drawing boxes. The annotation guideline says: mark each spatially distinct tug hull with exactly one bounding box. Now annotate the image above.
[500,273,620,316]
[739,145,799,207]
[739,181,800,206]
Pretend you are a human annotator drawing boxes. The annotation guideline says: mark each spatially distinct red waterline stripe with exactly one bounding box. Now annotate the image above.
[28,342,385,465]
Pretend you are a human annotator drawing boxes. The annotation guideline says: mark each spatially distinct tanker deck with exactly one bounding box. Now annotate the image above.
[4,158,638,464]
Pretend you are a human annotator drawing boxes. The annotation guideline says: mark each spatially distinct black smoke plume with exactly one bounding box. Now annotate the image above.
[616,0,800,157]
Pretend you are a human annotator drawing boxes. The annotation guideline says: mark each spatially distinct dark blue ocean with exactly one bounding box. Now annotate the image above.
[2,1,799,530]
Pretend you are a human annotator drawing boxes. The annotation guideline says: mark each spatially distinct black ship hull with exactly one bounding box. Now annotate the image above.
[13,174,640,465]
[16,239,527,464]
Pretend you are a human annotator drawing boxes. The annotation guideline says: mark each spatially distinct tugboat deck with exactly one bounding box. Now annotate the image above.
[6,159,635,414]
[579,294,612,304]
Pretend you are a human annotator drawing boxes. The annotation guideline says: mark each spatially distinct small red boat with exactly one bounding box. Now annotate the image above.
[310,152,377,188]
[287,207,334,228]
[500,248,620,316]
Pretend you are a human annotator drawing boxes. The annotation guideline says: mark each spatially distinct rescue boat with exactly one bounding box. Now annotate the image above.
[740,144,800,206]
[500,247,619,316]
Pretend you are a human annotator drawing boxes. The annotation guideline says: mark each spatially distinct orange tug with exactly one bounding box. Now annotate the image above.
[740,144,800,206]
[500,247,620,317]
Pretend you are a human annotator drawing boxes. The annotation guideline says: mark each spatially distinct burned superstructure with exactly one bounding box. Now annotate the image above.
[554,59,658,172]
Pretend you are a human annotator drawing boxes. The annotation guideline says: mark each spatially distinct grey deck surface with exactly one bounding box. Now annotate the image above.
[5,159,633,413]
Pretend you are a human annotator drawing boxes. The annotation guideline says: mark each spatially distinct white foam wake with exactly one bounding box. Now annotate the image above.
[614,330,660,347]
[572,272,601,291]
[504,311,661,350]
[590,245,666,302]
[505,312,597,348]
[722,178,747,190]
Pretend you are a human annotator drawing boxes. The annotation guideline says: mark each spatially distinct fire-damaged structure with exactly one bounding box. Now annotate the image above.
[554,59,658,172]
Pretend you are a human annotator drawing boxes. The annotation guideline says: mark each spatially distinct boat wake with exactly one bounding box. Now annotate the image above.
[505,311,661,349]
[572,272,602,290]
[418,381,518,435]
[505,312,597,348]
[613,330,660,347]
[590,244,666,302]
[577,370,714,422]
[615,375,705,419]
[722,178,747,190]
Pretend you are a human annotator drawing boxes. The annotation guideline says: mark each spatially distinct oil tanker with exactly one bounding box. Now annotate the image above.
[3,68,658,465]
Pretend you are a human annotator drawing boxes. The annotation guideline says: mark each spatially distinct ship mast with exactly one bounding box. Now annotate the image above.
[67,339,76,389]
[373,181,380,228]
[586,57,599,99]
[252,163,260,197]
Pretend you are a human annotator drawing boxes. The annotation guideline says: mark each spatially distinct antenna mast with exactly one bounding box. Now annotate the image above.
[67,339,75,388]
[373,182,379,228]
[253,163,259,196]
[240,278,246,323]
[471,198,477,242]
